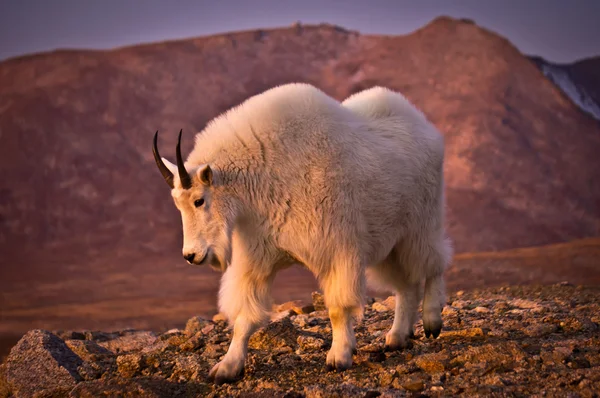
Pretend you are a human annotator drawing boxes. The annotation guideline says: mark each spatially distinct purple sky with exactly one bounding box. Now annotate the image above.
[1,0,599,64]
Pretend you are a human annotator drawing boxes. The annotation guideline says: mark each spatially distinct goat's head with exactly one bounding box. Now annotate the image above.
[153,129,233,271]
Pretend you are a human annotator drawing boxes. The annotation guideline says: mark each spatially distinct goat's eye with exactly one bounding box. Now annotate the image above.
[194,199,205,208]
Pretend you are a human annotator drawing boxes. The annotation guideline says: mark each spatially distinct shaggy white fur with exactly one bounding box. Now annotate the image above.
[156,83,453,384]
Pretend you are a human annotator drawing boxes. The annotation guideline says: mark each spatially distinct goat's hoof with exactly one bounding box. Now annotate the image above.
[384,331,412,351]
[326,347,353,372]
[326,362,352,372]
[208,359,244,385]
[423,320,442,339]
[384,339,413,352]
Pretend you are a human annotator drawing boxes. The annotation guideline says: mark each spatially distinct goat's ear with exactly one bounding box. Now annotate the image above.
[161,157,178,176]
[196,164,213,186]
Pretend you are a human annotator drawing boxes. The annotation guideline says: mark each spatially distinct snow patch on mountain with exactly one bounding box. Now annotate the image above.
[539,63,600,121]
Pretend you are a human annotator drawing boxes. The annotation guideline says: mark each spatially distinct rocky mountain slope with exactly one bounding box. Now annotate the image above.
[2,284,599,397]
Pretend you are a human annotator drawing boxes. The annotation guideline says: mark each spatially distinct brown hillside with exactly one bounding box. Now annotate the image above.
[1,17,598,265]
[1,17,600,331]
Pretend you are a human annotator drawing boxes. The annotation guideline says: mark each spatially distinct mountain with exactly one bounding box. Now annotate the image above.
[529,55,600,120]
[1,16,599,260]
[1,16,600,337]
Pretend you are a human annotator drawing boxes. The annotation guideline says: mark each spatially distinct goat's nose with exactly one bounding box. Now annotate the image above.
[183,253,195,263]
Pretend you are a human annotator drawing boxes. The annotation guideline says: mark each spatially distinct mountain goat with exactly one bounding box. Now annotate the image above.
[152,83,452,384]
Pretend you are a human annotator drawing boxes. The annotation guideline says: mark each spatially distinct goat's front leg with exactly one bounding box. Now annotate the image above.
[208,262,273,384]
[326,306,357,371]
[208,314,261,384]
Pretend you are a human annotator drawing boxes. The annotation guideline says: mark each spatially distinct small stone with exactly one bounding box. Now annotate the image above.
[202,344,224,359]
[379,370,396,386]
[403,378,424,392]
[297,335,325,351]
[97,331,156,353]
[274,301,315,315]
[431,386,444,392]
[494,302,510,313]
[311,292,326,311]
[212,313,227,323]
[65,339,113,361]
[185,316,212,336]
[360,343,384,353]
[116,353,144,378]
[170,354,204,382]
[249,317,299,350]
[541,345,573,365]
[415,352,448,373]
[524,323,557,337]
[381,296,396,310]
[440,328,485,338]
[451,300,468,309]
[179,332,205,352]
[474,306,490,313]
[456,291,464,296]
[509,299,540,309]
[372,302,390,312]
[451,342,526,370]
[442,307,458,316]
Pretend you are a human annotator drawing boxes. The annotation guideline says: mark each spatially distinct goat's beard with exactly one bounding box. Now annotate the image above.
[210,241,231,273]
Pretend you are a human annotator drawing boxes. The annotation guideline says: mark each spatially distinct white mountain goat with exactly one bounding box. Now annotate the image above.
[152,83,453,384]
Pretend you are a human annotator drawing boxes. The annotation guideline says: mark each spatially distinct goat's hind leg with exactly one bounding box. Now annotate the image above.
[422,235,451,339]
[385,280,420,351]
[367,254,420,351]
[423,273,444,338]
[320,255,365,372]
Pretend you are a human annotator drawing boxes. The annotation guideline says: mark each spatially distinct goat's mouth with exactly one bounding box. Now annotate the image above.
[196,249,210,265]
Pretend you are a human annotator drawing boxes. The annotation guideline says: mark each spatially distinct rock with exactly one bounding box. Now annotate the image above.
[179,332,206,352]
[296,336,325,352]
[509,299,539,309]
[381,296,396,310]
[65,339,113,361]
[69,377,211,397]
[414,351,448,374]
[360,343,385,353]
[304,383,370,398]
[451,300,469,309]
[249,317,299,350]
[202,344,225,359]
[274,300,315,315]
[474,306,490,313]
[116,353,144,378]
[170,354,204,382]
[440,328,485,338]
[541,345,573,365]
[97,330,157,354]
[212,313,227,323]
[402,378,424,392]
[524,323,558,337]
[185,316,213,336]
[311,292,326,311]
[372,302,390,312]
[4,330,84,397]
[451,342,526,371]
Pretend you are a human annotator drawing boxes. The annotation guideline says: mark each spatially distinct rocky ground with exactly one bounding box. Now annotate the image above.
[1,283,599,397]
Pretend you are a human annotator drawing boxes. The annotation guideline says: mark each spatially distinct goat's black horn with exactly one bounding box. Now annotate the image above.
[176,129,192,189]
[152,130,174,189]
